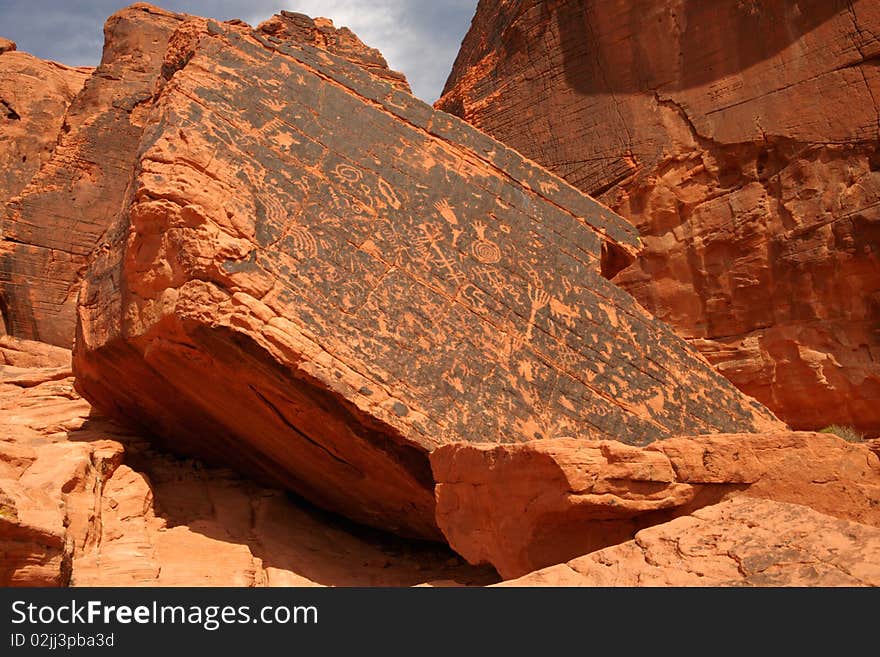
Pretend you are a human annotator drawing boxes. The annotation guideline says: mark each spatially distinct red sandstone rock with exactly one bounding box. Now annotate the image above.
[0,335,70,368]
[257,11,410,93]
[438,0,880,435]
[0,338,497,587]
[498,497,880,586]
[0,4,412,348]
[431,431,880,578]
[71,16,780,540]
[0,45,89,235]
[0,5,188,347]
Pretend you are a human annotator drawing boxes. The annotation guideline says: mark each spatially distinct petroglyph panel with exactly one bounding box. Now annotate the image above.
[74,21,781,538]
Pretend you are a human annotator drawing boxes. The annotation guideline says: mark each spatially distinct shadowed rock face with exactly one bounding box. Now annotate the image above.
[0,337,498,587]
[70,15,780,539]
[437,0,880,434]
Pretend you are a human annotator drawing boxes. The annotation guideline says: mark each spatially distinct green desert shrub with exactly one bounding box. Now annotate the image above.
[819,425,865,443]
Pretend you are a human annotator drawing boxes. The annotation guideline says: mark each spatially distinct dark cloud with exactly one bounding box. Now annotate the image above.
[0,0,476,102]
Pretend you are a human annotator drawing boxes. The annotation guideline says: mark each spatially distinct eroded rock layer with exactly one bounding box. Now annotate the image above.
[72,16,779,539]
[432,432,880,577]
[437,0,880,433]
[498,497,880,586]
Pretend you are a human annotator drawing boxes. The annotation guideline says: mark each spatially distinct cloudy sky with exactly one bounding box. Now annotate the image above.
[0,0,476,102]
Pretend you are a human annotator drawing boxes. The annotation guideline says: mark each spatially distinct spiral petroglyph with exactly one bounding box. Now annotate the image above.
[257,192,287,225]
[285,224,318,258]
[472,240,502,264]
[333,162,362,184]
[471,221,501,264]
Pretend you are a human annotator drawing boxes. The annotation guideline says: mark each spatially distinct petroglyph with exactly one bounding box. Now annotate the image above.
[434,199,458,225]
[471,221,502,264]
[377,177,401,210]
[525,284,551,342]
[333,162,362,184]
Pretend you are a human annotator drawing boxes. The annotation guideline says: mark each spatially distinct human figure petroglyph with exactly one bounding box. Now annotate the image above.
[415,223,465,284]
[525,283,551,342]
[496,319,526,369]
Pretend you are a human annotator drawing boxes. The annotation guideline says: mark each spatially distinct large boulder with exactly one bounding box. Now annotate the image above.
[431,431,880,577]
[498,497,880,586]
[71,16,780,539]
[437,0,880,434]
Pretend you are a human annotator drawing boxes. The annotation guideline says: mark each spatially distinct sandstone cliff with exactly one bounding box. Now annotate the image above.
[438,0,880,434]
[0,39,91,337]
[1,6,186,346]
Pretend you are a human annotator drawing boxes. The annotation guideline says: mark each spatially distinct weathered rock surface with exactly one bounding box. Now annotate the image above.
[257,11,410,93]
[1,335,70,368]
[498,497,880,586]
[0,45,89,232]
[432,431,880,577]
[0,337,497,587]
[0,4,411,349]
[72,15,781,540]
[0,4,187,347]
[437,0,880,434]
